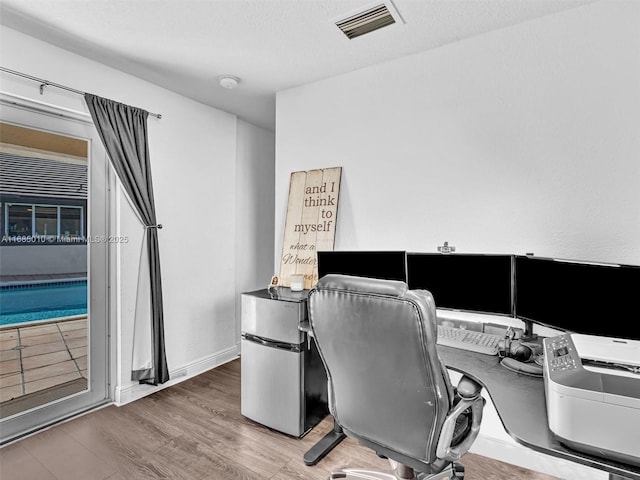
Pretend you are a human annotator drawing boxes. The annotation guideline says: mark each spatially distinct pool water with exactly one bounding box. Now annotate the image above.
[0,281,87,326]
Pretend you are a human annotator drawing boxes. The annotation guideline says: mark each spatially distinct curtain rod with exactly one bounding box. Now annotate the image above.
[0,67,162,119]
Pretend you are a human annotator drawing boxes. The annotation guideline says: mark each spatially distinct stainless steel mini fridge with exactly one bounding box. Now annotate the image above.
[240,288,327,437]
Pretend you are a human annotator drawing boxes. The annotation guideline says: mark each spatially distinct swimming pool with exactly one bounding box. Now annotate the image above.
[0,280,87,326]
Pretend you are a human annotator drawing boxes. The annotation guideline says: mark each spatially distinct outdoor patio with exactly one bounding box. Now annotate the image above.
[0,317,87,418]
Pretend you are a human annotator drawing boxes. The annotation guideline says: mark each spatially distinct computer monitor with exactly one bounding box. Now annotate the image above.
[406,253,514,316]
[515,256,640,341]
[316,250,407,282]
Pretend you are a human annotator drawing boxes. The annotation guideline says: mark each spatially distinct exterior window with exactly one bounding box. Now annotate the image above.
[4,203,84,241]
[60,207,82,237]
[8,204,32,236]
[35,206,57,237]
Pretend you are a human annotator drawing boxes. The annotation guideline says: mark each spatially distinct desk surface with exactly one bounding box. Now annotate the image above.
[438,346,640,480]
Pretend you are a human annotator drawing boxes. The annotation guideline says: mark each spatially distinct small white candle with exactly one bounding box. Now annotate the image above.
[290,274,305,291]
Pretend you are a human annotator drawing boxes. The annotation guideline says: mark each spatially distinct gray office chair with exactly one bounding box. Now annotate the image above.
[308,275,484,480]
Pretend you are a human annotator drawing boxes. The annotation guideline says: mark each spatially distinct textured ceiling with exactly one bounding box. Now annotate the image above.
[0,0,596,131]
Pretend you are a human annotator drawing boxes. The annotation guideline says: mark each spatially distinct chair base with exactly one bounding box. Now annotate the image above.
[328,459,464,480]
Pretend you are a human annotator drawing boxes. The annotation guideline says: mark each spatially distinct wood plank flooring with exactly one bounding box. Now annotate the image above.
[0,359,559,480]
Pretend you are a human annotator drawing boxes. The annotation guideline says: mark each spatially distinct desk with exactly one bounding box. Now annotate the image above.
[304,345,640,480]
[438,345,640,480]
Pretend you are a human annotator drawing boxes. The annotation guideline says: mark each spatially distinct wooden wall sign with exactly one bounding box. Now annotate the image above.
[280,167,342,289]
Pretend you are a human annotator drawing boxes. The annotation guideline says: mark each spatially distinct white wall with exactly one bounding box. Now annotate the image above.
[275,2,639,478]
[1,26,275,403]
[0,245,86,276]
[275,0,640,268]
[235,119,276,344]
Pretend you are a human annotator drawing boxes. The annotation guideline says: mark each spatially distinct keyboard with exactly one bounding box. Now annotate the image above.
[437,325,501,355]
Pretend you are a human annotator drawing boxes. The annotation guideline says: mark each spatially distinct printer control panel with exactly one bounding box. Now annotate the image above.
[546,335,578,372]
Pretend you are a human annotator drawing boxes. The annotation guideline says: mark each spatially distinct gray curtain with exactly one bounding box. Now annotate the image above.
[85,94,169,385]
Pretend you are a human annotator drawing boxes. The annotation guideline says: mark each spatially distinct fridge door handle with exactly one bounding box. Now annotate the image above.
[242,333,302,353]
[298,321,313,336]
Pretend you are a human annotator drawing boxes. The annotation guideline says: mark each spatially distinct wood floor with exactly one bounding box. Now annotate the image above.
[0,359,559,480]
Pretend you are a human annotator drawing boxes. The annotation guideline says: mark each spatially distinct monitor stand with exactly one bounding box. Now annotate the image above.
[522,319,539,342]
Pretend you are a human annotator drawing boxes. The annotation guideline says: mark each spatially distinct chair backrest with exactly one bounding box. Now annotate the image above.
[308,274,454,467]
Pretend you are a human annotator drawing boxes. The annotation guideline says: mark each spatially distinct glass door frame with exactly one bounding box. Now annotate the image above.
[0,92,111,443]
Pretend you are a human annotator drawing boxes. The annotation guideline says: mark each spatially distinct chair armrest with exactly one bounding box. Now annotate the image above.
[457,376,482,399]
[435,376,484,462]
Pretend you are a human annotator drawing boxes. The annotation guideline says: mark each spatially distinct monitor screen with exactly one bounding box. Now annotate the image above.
[406,253,514,316]
[515,256,640,341]
[316,251,407,282]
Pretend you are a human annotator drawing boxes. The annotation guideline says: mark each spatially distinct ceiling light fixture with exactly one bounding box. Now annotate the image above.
[218,75,240,89]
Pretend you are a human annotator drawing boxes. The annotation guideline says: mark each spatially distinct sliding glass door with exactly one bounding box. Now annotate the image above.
[0,95,110,442]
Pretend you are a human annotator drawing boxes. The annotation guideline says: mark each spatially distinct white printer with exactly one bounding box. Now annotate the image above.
[543,333,640,467]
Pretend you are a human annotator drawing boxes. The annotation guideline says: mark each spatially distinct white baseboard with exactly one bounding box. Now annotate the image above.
[114,345,240,406]
[470,434,608,480]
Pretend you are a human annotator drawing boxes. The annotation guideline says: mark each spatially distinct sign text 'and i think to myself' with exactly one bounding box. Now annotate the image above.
[280,167,341,289]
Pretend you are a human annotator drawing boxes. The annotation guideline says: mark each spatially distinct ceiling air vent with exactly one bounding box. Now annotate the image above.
[335,2,402,39]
